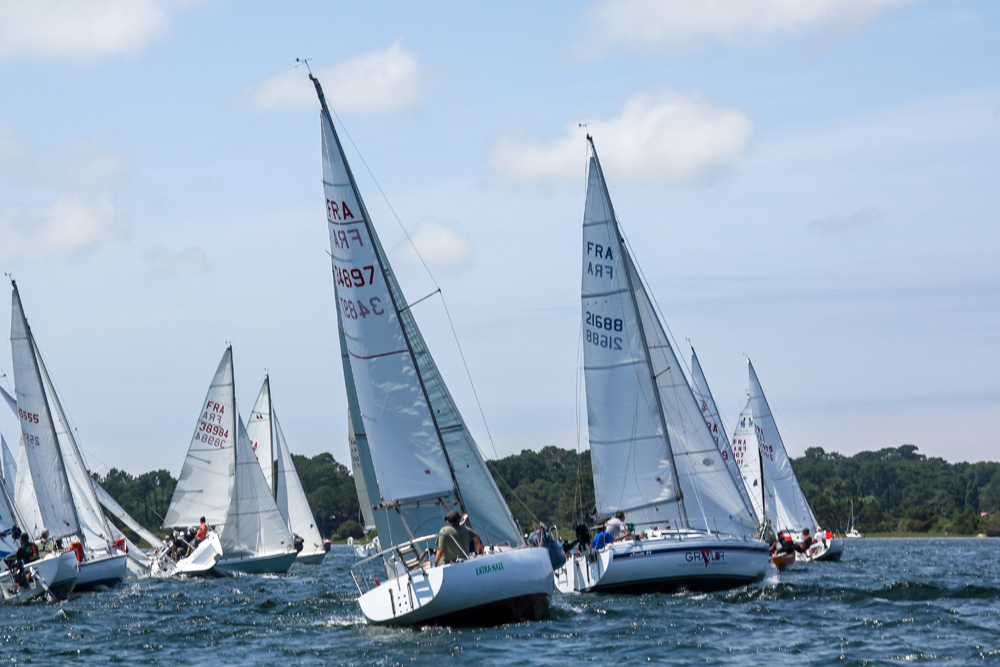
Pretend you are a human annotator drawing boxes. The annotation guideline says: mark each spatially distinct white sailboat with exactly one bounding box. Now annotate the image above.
[846,500,864,539]
[746,359,843,562]
[9,282,124,591]
[164,347,297,575]
[246,376,326,564]
[312,73,553,626]
[554,137,769,595]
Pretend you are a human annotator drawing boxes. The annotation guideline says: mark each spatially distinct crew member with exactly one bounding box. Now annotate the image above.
[434,510,469,565]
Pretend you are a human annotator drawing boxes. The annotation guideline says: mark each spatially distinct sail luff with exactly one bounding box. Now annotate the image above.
[587,138,689,526]
[272,407,324,556]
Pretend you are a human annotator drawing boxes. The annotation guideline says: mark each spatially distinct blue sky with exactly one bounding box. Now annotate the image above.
[0,0,997,477]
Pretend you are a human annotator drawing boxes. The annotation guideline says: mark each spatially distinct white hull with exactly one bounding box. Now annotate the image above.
[212,550,298,575]
[358,547,553,626]
[151,533,224,578]
[75,550,128,590]
[798,537,845,562]
[1,551,78,602]
[295,549,326,565]
[845,529,864,539]
[555,533,769,594]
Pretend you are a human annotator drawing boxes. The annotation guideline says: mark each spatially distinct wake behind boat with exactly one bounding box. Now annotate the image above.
[556,138,768,595]
[311,73,553,626]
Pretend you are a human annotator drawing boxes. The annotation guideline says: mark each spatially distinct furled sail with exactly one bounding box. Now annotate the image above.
[313,75,522,548]
[163,348,236,528]
[10,283,80,539]
[747,360,817,532]
[689,348,757,522]
[219,414,292,558]
[246,377,275,493]
[272,407,324,557]
[580,140,756,536]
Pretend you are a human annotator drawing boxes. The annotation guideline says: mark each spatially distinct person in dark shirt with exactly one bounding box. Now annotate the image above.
[12,534,39,588]
[794,528,815,553]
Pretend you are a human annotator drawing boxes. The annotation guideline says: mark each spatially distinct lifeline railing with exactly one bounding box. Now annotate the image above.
[350,533,469,596]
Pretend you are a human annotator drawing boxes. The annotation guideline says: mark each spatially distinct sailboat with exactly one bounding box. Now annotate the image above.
[163,348,297,575]
[845,500,864,539]
[554,137,768,595]
[746,359,844,562]
[312,73,553,626]
[246,375,326,564]
[9,282,125,591]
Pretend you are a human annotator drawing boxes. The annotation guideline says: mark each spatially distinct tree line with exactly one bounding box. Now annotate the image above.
[98,443,1000,545]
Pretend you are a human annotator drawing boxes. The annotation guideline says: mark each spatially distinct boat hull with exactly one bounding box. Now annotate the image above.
[1,551,78,602]
[358,547,553,627]
[770,551,795,570]
[212,550,298,575]
[555,534,769,594]
[295,550,326,565]
[74,551,128,590]
[799,537,845,562]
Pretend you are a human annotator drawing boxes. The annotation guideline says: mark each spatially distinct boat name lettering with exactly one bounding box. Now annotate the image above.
[334,265,375,289]
[586,261,614,280]
[340,297,385,320]
[685,549,725,567]
[585,329,622,351]
[332,228,363,250]
[326,198,356,222]
[586,241,614,261]
[17,408,39,424]
[585,312,623,332]
[474,561,504,576]
[21,430,40,447]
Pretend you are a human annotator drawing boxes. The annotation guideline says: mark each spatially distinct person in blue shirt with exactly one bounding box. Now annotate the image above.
[591,525,615,550]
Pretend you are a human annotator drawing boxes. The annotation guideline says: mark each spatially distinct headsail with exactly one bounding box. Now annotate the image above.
[10,282,81,539]
[347,410,376,531]
[731,398,774,526]
[272,407,324,557]
[163,348,236,529]
[747,360,817,532]
[313,75,522,548]
[246,376,275,493]
[14,437,45,535]
[580,139,756,536]
[93,482,165,548]
[1,434,16,498]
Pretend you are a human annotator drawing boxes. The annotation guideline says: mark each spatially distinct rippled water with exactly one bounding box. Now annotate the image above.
[2,539,999,665]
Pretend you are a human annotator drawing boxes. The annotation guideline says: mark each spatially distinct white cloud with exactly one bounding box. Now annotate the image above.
[393,219,474,271]
[809,207,884,236]
[489,90,752,185]
[144,245,210,275]
[0,126,130,260]
[580,0,920,55]
[0,0,173,61]
[246,42,429,114]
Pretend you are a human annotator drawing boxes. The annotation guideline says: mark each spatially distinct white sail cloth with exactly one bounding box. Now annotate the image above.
[348,411,376,530]
[246,378,275,492]
[315,76,522,549]
[1,434,15,499]
[164,349,236,529]
[748,360,817,533]
[14,438,44,535]
[272,408,324,556]
[732,399,774,526]
[93,483,164,549]
[580,145,756,536]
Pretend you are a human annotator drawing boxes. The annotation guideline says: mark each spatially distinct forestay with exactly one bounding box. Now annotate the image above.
[246,377,275,492]
[163,348,236,529]
[314,75,521,549]
[219,415,292,559]
[10,283,80,540]
[581,141,756,536]
[689,349,757,522]
[272,407,324,556]
[748,360,817,532]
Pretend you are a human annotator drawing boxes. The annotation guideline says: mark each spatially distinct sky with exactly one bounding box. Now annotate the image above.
[0,0,997,480]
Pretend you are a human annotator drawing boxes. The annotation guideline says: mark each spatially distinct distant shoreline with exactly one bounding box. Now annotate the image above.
[859,532,992,539]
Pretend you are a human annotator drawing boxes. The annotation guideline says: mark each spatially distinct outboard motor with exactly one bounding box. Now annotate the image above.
[575,523,591,547]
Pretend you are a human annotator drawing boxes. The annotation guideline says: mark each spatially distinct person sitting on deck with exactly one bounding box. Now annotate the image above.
[195,517,208,545]
[459,513,484,556]
[606,511,628,541]
[770,532,795,556]
[794,528,815,553]
[12,533,38,588]
[435,510,470,565]
[590,524,615,551]
[35,529,54,557]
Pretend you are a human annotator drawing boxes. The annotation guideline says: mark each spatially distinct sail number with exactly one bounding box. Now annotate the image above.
[199,422,229,439]
[18,408,40,424]
[334,264,375,289]
[585,312,623,332]
[340,296,385,320]
[22,431,41,447]
[586,329,622,350]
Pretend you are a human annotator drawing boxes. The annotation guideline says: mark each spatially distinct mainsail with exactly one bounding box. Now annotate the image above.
[313,74,522,549]
[580,138,756,535]
[164,348,237,528]
[688,348,757,523]
[731,399,773,526]
[246,377,275,493]
[348,410,376,530]
[748,359,817,532]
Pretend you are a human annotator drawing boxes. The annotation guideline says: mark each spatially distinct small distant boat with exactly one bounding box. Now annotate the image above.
[312,73,552,626]
[246,376,326,565]
[9,282,126,590]
[845,501,864,539]
[163,348,297,576]
[554,137,768,595]
[738,360,844,563]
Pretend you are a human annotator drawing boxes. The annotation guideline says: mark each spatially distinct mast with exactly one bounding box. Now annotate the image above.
[266,374,277,501]
[310,74,466,513]
[586,137,689,527]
